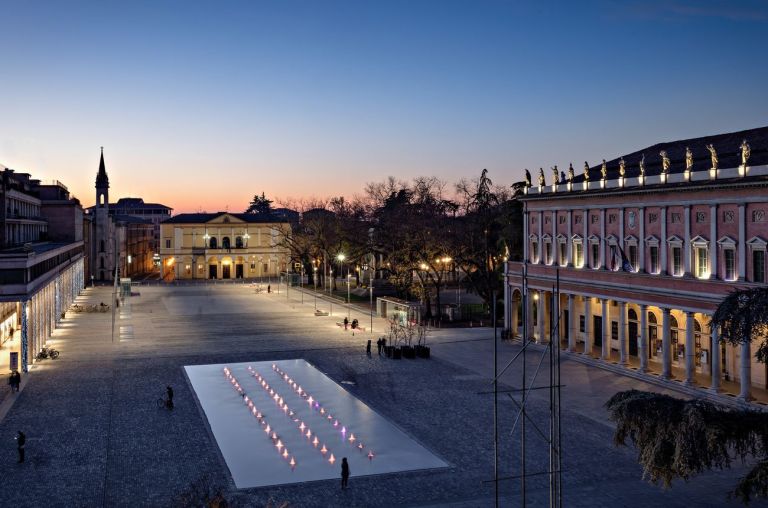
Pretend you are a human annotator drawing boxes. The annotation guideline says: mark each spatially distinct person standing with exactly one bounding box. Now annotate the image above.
[166,385,174,409]
[16,430,25,463]
[341,457,350,489]
[343,317,349,330]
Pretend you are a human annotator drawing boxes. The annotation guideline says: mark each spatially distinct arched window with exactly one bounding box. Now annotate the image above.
[628,309,638,321]
[222,237,231,249]
[209,237,218,249]
[235,236,243,249]
[99,193,105,206]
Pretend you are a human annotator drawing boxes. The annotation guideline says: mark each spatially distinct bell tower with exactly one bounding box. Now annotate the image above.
[94,147,113,281]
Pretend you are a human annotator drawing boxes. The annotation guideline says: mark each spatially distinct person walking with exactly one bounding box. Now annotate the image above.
[376,338,382,355]
[267,284,271,293]
[166,385,174,410]
[16,430,25,463]
[341,457,350,489]
[343,317,349,330]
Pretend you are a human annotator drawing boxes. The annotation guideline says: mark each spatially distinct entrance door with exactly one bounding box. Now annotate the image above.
[593,316,602,347]
[235,264,244,279]
[628,322,638,356]
[562,310,569,344]
[209,265,217,279]
[222,265,231,279]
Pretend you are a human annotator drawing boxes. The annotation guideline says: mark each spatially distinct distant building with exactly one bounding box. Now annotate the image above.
[505,125,768,403]
[86,197,172,254]
[0,165,85,372]
[87,149,156,282]
[160,212,290,280]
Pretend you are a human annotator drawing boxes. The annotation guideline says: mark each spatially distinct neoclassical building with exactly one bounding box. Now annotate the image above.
[504,126,768,402]
[159,212,291,280]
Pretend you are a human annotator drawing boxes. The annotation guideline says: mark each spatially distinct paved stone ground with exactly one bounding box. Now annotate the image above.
[0,285,756,507]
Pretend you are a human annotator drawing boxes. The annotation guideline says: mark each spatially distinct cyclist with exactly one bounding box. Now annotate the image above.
[165,385,174,410]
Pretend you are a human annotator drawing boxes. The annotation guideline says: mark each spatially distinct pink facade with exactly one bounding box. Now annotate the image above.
[505,129,768,403]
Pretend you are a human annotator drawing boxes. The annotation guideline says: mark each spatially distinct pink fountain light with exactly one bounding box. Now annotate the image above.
[329,454,336,464]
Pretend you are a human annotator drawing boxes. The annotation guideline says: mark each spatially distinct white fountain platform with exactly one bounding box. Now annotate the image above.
[185,359,448,488]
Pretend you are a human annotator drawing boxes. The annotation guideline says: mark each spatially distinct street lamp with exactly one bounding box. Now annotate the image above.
[313,266,318,311]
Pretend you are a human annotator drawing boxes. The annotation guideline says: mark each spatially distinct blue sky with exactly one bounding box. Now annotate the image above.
[0,0,766,212]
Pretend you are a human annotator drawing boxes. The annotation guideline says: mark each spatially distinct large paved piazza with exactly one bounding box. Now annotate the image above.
[0,284,755,507]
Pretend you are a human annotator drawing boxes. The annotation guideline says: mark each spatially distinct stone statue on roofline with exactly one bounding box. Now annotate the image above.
[538,167,545,187]
[584,161,590,181]
[706,144,718,170]
[552,165,559,184]
[639,154,646,177]
[567,163,574,183]
[524,168,532,187]
[560,170,566,184]
[619,157,626,177]
[600,159,607,179]
[685,146,693,171]
[739,139,751,167]
[660,151,670,174]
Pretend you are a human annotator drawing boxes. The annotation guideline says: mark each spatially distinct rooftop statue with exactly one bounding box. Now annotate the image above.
[560,170,566,184]
[538,167,545,187]
[739,139,751,166]
[660,151,670,173]
[600,159,607,179]
[552,165,559,184]
[567,163,574,182]
[619,157,626,177]
[584,161,590,181]
[685,146,693,171]
[639,154,647,176]
[706,144,718,170]
[524,168,532,187]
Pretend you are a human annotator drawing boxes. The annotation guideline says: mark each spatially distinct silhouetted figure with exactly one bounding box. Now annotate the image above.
[376,338,383,355]
[341,457,350,489]
[343,317,349,330]
[16,431,25,463]
[9,371,20,392]
[267,284,271,293]
[366,340,371,356]
[166,385,174,410]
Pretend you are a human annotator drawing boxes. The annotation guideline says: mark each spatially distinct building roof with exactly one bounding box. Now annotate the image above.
[112,198,172,210]
[163,212,289,224]
[574,125,768,183]
[112,214,152,225]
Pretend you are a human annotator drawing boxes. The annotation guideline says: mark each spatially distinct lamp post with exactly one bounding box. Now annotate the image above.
[313,266,318,311]
[364,264,373,333]
[347,272,351,319]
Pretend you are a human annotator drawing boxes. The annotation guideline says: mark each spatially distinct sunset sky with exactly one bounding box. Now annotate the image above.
[1,1,766,213]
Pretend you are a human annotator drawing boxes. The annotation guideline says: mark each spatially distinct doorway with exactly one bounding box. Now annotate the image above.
[222,265,231,279]
[235,264,244,279]
[628,309,639,357]
[209,265,217,279]
[593,316,603,347]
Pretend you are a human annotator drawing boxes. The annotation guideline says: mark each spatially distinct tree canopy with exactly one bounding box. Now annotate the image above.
[711,287,768,363]
[245,192,273,215]
[606,389,768,504]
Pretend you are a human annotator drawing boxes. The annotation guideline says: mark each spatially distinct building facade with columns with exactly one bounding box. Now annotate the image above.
[504,126,768,401]
[159,212,291,280]
[0,165,85,373]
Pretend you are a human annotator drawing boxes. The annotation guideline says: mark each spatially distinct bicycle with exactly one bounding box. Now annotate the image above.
[36,346,60,360]
[156,397,174,410]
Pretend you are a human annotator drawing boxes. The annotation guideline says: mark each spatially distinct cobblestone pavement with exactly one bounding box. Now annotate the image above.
[0,285,755,507]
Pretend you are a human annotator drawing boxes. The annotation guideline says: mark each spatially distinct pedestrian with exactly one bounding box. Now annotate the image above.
[343,317,349,330]
[267,284,271,293]
[10,370,20,392]
[341,457,350,489]
[8,372,14,391]
[166,385,174,409]
[16,430,25,463]
[376,338,382,355]
[366,340,371,356]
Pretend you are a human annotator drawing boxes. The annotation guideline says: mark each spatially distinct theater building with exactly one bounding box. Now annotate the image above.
[159,212,291,280]
[504,126,768,402]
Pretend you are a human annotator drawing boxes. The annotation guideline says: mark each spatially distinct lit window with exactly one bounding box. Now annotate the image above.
[531,240,539,263]
[559,241,567,266]
[574,242,584,268]
[695,246,709,279]
[544,242,553,265]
